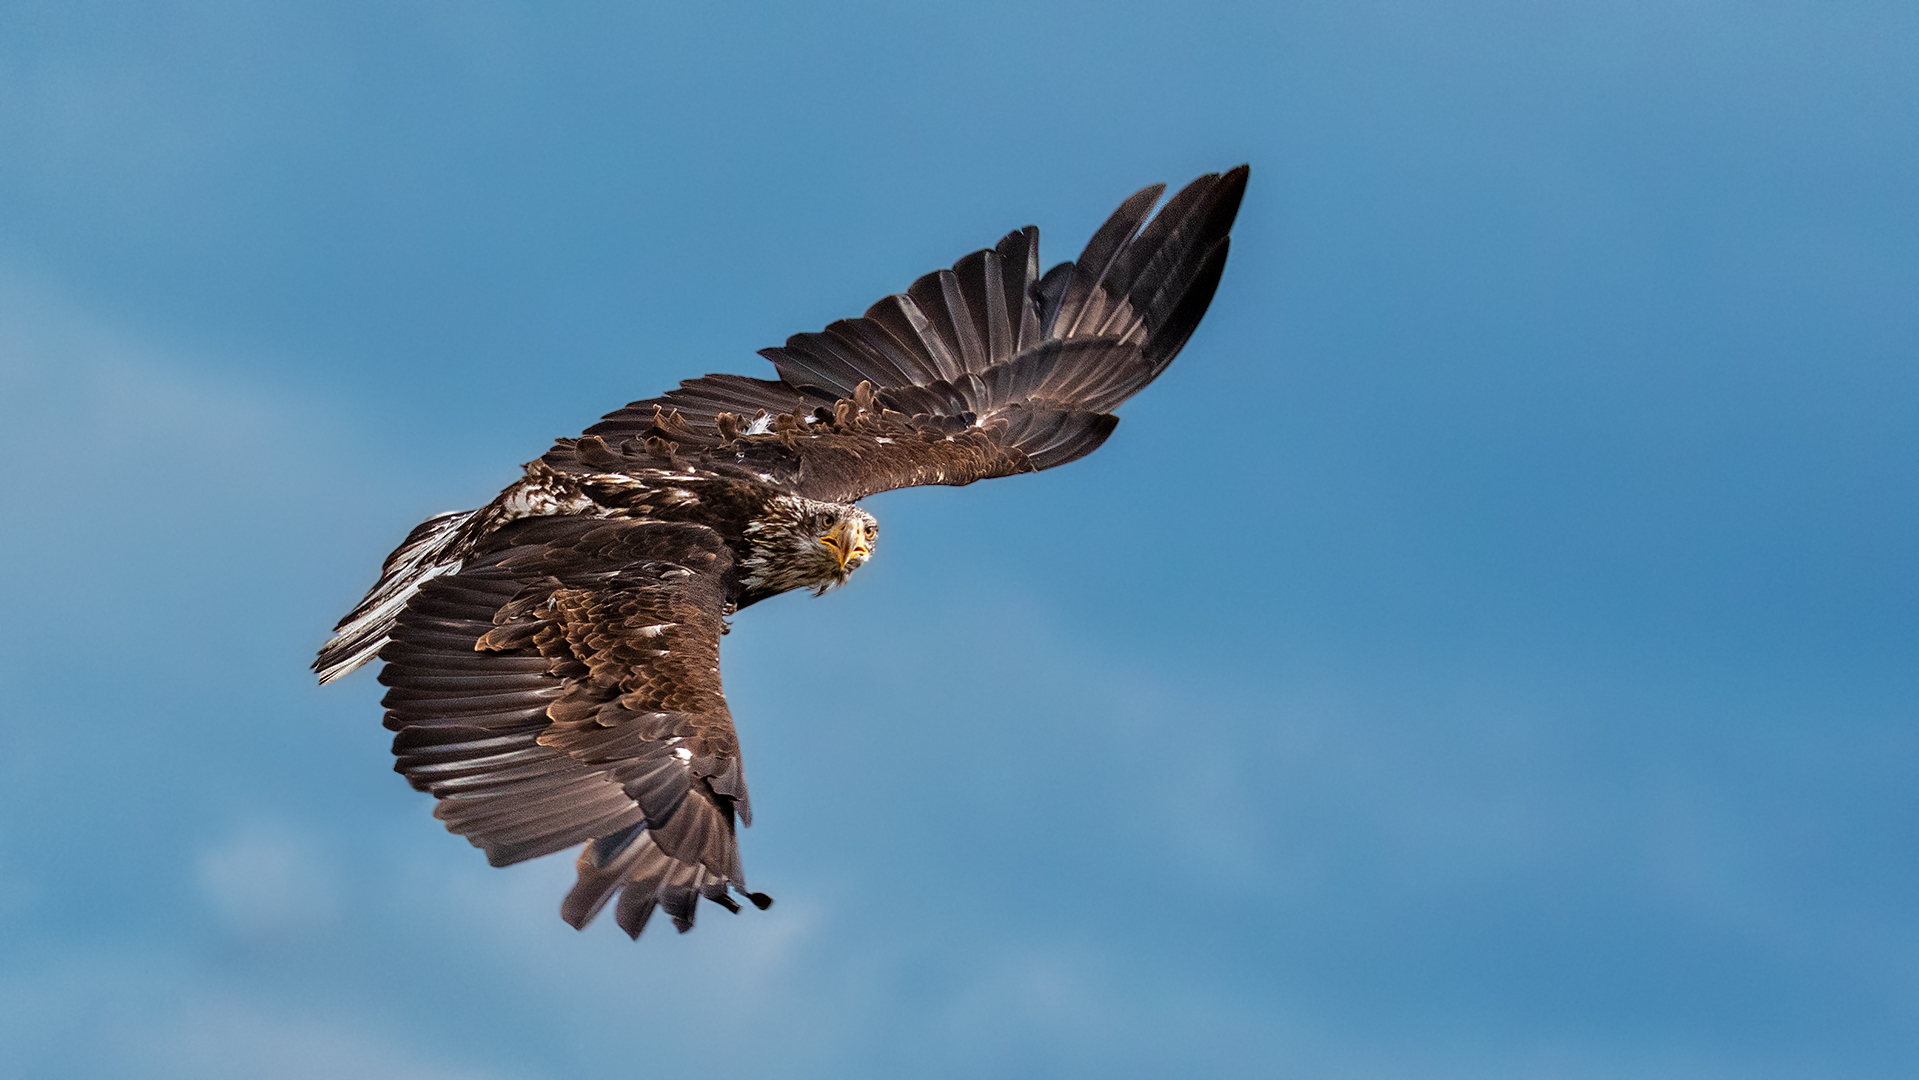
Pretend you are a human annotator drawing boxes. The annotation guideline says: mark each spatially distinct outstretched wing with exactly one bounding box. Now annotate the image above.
[544,166,1248,503]
[377,515,769,937]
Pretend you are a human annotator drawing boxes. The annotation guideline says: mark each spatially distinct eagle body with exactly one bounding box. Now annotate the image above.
[318,167,1248,937]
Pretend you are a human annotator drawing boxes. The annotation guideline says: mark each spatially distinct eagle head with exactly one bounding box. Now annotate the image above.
[741,496,879,598]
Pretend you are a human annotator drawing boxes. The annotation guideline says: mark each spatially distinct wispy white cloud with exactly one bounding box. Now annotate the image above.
[152,994,511,1080]
[197,822,341,940]
[0,947,515,1080]
[0,264,332,518]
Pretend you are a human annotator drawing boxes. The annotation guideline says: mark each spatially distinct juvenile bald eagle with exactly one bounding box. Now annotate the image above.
[317,167,1248,937]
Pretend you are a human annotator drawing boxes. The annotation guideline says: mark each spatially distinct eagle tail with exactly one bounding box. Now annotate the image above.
[313,509,477,684]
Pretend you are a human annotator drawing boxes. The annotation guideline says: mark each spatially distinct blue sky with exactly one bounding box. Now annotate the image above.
[1,1,1915,1076]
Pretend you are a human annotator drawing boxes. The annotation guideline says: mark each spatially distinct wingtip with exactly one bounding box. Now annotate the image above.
[1214,164,1250,224]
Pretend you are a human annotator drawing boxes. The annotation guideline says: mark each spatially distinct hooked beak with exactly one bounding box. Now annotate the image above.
[820,519,872,571]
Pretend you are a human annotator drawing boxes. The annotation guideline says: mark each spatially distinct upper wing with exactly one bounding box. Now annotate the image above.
[543,166,1248,504]
[376,515,769,937]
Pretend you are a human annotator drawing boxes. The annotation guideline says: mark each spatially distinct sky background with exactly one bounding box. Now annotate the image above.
[1,1,1915,1077]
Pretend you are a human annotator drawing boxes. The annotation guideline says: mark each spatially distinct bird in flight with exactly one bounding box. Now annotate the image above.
[316,167,1249,938]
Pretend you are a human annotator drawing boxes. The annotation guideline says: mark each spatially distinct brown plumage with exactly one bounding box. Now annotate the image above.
[316,167,1248,937]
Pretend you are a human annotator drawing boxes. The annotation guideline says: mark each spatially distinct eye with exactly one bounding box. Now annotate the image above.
[863,523,877,540]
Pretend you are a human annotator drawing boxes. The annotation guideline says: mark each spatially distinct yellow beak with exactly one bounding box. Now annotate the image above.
[821,520,872,570]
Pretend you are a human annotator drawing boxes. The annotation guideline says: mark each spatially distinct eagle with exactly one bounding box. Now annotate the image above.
[316,167,1248,938]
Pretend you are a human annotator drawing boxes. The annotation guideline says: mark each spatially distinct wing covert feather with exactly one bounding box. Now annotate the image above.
[541,167,1247,503]
[377,517,766,935]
